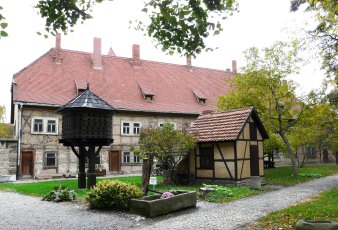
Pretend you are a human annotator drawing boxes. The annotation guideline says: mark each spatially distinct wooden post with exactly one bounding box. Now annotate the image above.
[87,146,97,189]
[141,157,153,196]
[78,146,86,189]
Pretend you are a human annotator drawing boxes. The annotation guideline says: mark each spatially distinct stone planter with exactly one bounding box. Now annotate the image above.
[129,190,197,217]
[295,220,338,230]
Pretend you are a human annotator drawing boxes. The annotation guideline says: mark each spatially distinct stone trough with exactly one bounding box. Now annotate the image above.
[129,190,197,217]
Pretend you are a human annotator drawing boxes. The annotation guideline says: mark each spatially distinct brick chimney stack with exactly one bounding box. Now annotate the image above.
[92,37,102,69]
[53,33,62,64]
[132,44,141,67]
[232,60,237,75]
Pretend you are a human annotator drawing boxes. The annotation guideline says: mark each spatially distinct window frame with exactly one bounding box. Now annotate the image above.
[31,117,58,135]
[122,151,142,165]
[43,152,58,170]
[121,121,142,136]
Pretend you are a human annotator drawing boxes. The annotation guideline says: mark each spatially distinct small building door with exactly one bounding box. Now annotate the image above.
[109,150,121,172]
[250,145,259,176]
[21,151,34,177]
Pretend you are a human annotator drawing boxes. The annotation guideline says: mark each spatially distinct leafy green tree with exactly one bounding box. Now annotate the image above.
[134,123,195,194]
[0,0,238,56]
[218,41,304,176]
[291,0,338,81]
[0,105,13,138]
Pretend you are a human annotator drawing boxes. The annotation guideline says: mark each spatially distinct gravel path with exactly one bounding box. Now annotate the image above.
[0,174,337,230]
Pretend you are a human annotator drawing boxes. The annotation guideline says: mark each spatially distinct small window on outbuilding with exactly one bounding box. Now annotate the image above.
[199,146,214,169]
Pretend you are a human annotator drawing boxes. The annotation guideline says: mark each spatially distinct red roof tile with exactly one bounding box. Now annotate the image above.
[190,108,253,142]
[13,47,234,115]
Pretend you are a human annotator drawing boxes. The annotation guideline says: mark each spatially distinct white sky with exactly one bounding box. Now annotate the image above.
[0,0,325,122]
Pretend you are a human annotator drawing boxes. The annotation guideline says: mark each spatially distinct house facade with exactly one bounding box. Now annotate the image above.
[188,108,269,182]
[10,34,236,179]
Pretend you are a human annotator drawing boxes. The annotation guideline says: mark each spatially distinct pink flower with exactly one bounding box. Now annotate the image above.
[160,192,174,199]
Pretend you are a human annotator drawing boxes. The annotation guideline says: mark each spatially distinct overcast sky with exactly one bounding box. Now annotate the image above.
[0,0,324,122]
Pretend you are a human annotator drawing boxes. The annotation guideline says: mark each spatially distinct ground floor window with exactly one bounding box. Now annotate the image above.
[122,151,141,164]
[44,152,58,169]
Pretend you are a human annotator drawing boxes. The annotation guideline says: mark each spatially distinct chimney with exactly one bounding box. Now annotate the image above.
[186,55,192,67]
[232,60,237,74]
[53,33,62,64]
[92,37,102,69]
[132,44,141,67]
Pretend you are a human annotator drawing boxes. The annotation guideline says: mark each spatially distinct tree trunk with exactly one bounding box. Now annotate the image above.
[280,133,298,176]
[141,157,153,196]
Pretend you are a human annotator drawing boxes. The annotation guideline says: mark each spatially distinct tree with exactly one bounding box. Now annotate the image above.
[0,0,238,56]
[0,105,13,138]
[291,0,338,81]
[218,41,304,176]
[134,123,195,195]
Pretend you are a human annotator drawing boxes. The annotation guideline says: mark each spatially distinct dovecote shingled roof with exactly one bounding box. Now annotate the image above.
[190,107,268,142]
[12,36,235,115]
[57,86,114,112]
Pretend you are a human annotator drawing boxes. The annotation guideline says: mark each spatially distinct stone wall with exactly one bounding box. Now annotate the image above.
[17,106,198,178]
[0,138,17,181]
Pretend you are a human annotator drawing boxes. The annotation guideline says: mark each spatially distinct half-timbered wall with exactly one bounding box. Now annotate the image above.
[192,115,265,181]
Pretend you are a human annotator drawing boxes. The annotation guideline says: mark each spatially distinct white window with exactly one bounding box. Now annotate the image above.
[121,121,142,135]
[133,122,141,135]
[122,122,130,134]
[33,119,43,132]
[122,151,142,164]
[158,122,176,129]
[31,117,58,135]
[123,152,131,163]
[47,120,56,133]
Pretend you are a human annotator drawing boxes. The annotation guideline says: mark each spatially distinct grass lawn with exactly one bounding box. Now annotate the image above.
[264,164,338,186]
[0,175,259,202]
[253,187,338,230]
[0,164,336,202]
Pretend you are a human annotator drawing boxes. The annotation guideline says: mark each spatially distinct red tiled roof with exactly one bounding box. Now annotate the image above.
[190,108,253,142]
[13,47,234,115]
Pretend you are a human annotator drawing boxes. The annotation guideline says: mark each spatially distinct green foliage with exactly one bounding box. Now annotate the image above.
[255,187,338,229]
[0,105,14,138]
[32,0,238,56]
[218,41,303,176]
[85,180,142,210]
[42,186,77,202]
[135,123,196,183]
[291,0,338,80]
[298,172,322,178]
[200,184,261,203]
[140,0,238,56]
[265,165,338,185]
[0,6,7,39]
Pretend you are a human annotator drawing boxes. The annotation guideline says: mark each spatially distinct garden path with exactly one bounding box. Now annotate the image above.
[0,174,337,230]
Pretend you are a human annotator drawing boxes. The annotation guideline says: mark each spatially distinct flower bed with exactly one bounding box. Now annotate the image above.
[129,190,197,217]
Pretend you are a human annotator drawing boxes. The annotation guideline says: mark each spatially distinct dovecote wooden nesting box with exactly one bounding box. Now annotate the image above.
[57,86,114,189]
[58,87,114,146]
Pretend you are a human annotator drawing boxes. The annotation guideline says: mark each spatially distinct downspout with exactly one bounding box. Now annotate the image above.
[16,103,23,180]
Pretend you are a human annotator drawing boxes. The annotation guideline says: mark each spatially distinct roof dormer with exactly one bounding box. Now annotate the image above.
[139,83,154,102]
[75,80,87,95]
[192,89,207,105]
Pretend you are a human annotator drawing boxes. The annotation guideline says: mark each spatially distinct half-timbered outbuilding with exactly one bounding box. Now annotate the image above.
[189,107,268,182]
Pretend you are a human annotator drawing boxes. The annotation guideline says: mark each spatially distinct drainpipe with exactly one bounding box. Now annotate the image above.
[16,103,23,180]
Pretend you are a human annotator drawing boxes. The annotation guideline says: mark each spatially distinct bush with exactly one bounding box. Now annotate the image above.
[42,186,77,202]
[86,180,143,210]
[201,184,233,203]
